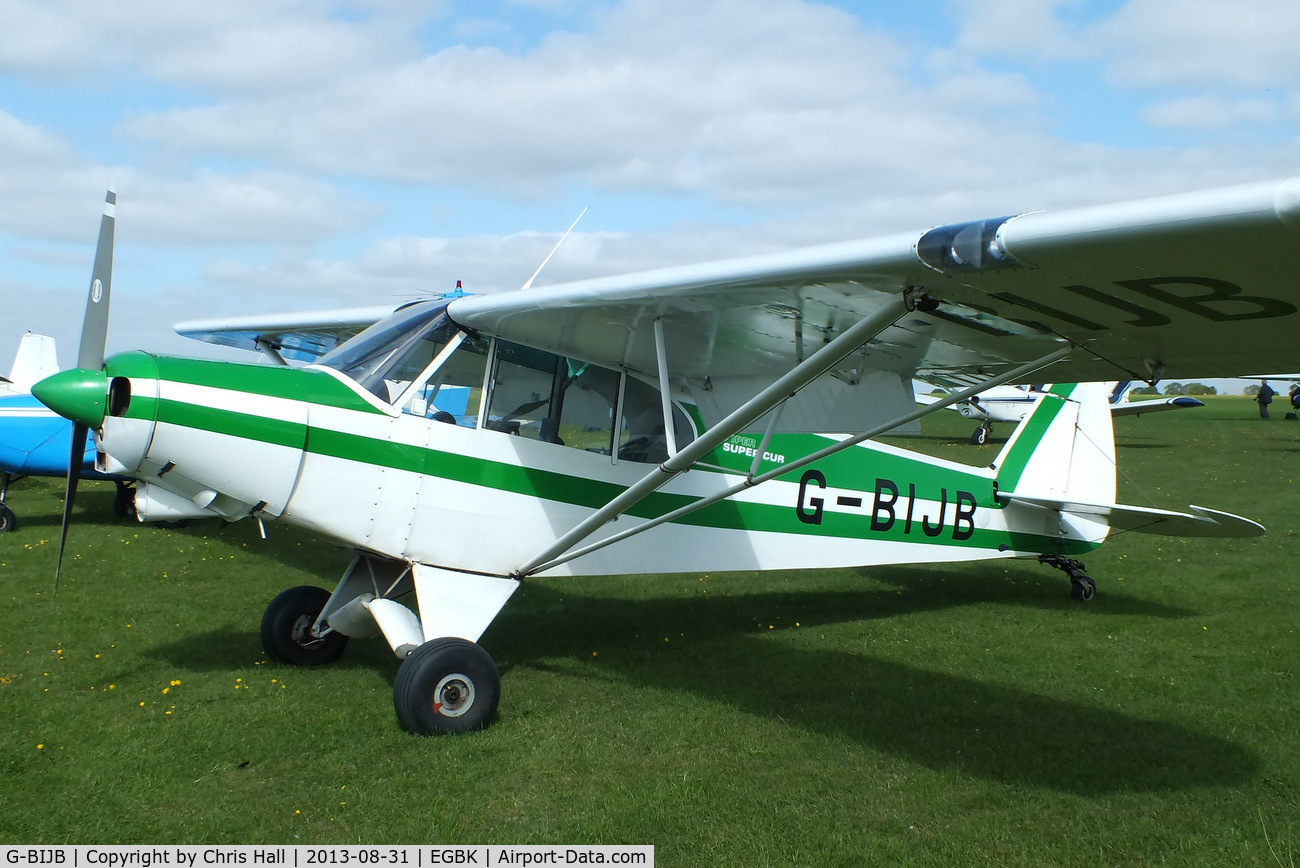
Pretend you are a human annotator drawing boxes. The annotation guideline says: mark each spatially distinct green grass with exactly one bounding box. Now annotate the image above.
[1,396,1297,865]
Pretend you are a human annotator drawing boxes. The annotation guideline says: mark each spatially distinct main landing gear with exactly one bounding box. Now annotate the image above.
[1039,553,1097,602]
[260,554,515,735]
[1,472,18,532]
[261,585,350,665]
[0,476,135,533]
[393,638,501,735]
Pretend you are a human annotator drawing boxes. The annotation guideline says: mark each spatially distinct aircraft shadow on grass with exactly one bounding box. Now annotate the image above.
[148,561,1252,796]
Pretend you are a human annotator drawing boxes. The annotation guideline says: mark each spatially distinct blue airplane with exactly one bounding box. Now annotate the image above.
[0,333,130,532]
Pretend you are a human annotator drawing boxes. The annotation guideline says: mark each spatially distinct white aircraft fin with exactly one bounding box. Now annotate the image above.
[993,382,1263,539]
[6,333,59,391]
[993,382,1116,506]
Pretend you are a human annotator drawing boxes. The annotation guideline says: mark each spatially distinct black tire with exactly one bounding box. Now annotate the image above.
[971,426,989,445]
[113,483,136,519]
[393,638,501,735]
[261,585,348,665]
[0,505,15,533]
[1070,576,1097,602]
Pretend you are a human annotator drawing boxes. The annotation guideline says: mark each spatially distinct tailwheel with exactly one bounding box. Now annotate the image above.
[1039,554,1096,603]
[394,638,501,735]
[971,423,991,445]
[261,585,348,665]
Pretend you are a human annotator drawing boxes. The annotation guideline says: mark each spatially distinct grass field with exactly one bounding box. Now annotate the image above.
[1,397,1297,864]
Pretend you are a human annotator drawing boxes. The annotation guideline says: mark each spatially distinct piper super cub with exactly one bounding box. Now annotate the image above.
[36,179,1298,734]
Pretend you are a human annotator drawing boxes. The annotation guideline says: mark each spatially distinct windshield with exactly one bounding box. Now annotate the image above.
[317,301,459,401]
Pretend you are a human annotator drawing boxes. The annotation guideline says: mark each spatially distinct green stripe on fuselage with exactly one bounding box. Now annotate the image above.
[127,359,1082,554]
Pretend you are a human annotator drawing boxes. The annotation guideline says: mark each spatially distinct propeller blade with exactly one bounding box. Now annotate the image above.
[43,186,116,591]
[54,423,88,594]
[78,187,115,370]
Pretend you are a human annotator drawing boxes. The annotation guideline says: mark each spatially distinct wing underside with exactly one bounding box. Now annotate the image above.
[175,305,399,363]
[445,177,1300,433]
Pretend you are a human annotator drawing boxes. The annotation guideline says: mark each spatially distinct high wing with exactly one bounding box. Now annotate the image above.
[446,177,1300,433]
[175,305,399,364]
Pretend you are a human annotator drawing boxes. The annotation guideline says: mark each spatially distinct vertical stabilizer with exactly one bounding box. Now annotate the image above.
[5,333,60,392]
[992,382,1117,505]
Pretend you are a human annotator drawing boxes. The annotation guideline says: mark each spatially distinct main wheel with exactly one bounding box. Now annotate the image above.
[0,505,15,533]
[393,638,501,735]
[261,585,348,665]
[113,482,136,519]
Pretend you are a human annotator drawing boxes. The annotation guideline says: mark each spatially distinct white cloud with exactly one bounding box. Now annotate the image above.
[1144,95,1282,129]
[949,0,1092,61]
[5,0,1300,370]
[0,0,433,93]
[1096,0,1300,90]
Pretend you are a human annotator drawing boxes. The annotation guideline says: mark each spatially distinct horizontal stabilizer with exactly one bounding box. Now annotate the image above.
[1112,396,1205,416]
[1000,494,1265,538]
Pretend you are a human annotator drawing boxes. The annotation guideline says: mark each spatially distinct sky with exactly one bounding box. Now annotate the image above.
[2,0,1299,393]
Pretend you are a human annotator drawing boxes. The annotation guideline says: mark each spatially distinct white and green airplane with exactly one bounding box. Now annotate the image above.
[35,179,1296,734]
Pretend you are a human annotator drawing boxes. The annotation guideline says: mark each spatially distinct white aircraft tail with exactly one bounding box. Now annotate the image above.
[992,382,1116,506]
[992,382,1263,539]
[4,333,59,392]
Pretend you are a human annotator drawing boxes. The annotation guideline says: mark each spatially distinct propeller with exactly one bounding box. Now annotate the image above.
[31,187,116,592]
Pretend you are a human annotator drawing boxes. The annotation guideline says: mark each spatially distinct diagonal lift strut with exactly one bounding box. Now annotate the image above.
[512,289,1073,578]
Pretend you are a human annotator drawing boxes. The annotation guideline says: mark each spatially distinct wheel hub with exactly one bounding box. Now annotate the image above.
[434,673,476,717]
[290,614,325,649]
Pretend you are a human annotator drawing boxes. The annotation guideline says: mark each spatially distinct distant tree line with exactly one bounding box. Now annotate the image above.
[1131,383,1218,396]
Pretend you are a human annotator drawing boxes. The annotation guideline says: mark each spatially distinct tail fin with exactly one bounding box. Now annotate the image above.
[993,382,1264,540]
[992,382,1116,505]
[5,332,60,391]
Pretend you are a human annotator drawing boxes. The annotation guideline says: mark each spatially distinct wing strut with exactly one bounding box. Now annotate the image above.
[652,318,679,458]
[520,344,1071,576]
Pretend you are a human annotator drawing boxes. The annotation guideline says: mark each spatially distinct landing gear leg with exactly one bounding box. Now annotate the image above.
[113,481,137,519]
[1039,553,1096,602]
[0,472,14,533]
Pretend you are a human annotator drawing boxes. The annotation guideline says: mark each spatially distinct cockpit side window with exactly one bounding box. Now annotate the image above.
[485,344,566,441]
[484,340,695,461]
[398,333,490,425]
